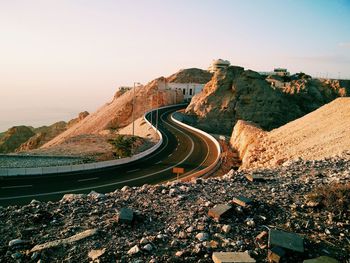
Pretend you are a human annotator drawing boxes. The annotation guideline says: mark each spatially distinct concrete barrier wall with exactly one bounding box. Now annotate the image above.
[170,113,221,180]
[1,104,186,177]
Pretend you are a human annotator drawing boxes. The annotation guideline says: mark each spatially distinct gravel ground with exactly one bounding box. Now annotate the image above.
[0,155,349,262]
[0,155,89,168]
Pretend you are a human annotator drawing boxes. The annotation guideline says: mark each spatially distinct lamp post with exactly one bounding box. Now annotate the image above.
[132,82,141,138]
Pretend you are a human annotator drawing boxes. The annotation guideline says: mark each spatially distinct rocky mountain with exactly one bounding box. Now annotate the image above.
[0,112,89,154]
[185,66,349,134]
[230,98,350,169]
[0,126,36,153]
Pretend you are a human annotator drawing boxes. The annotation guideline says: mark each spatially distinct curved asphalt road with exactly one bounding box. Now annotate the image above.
[0,105,219,206]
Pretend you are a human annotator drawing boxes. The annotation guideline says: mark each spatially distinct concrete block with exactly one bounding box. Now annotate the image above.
[208,204,232,221]
[118,208,134,224]
[268,229,304,253]
[232,196,253,207]
[212,251,256,263]
[303,256,339,263]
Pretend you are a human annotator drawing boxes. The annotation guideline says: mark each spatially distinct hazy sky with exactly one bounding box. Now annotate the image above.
[0,0,349,131]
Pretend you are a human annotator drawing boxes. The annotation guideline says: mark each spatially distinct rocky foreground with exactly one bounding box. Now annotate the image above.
[1,157,350,262]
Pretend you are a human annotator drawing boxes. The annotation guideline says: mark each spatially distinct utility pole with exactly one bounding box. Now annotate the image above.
[132,82,141,137]
[156,88,159,132]
[132,82,141,155]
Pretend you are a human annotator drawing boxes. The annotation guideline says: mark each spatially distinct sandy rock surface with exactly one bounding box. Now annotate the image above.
[231,98,350,169]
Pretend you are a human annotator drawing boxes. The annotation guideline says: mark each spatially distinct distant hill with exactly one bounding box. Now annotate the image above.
[0,126,35,153]
[0,112,89,154]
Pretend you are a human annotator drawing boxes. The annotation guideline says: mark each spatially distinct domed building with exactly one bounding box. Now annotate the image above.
[208,59,230,73]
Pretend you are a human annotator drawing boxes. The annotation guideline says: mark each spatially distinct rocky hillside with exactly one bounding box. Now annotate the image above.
[0,126,35,153]
[41,77,184,149]
[0,112,89,154]
[230,98,350,169]
[185,66,348,134]
[15,112,90,152]
[1,156,349,262]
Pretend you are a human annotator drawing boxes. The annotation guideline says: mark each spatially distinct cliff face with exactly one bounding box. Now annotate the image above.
[185,66,348,134]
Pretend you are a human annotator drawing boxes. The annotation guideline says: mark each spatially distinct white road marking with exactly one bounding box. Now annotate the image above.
[77,177,99,182]
[155,161,162,164]
[168,153,173,157]
[1,184,32,189]
[127,169,140,173]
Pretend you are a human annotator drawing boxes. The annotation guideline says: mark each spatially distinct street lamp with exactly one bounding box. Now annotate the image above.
[132,82,141,138]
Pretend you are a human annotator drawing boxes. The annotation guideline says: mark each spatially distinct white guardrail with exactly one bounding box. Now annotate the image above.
[170,113,222,180]
[0,104,185,177]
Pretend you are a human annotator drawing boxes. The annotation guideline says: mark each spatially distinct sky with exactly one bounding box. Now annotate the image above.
[0,0,349,131]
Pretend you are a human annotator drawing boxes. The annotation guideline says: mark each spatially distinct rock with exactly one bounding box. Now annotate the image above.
[140,237,149,245]
[178,231,187,239]
[232,196,253,207]
[8,239,29,247]
[88,191,105,199]
[31,252,40,261]
[31,229,98,252]
[175,251,184,257]
[268,229,304,253]
[127,245,140,255]
[222,224,231,234]
[11,252,23,260]
[212,251,256,263]
[121,186,130,192]
[118,208,134,224]
[196,232,209,242]
[208,204,233,221]
[255,231,268,249]
[88,248,106,260]
[60,194,86,202]
[143,244,152,252]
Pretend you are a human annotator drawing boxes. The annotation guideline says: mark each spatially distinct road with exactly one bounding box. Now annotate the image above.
[0,105,219,206]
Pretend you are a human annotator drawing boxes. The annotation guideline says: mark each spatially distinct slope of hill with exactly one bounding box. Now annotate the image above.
[185,66,348,135]
[230,98,350,169]
[42,78,183,148]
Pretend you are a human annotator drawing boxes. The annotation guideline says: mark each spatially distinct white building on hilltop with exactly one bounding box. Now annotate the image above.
[208,59,230,73]
[157,79,205,102]
[167,82,205,101]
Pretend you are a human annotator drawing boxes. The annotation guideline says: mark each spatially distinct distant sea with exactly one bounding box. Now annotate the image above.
[0,107,80,133]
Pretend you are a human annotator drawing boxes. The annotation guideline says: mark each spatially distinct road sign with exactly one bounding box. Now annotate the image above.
[173,167,184,174]
[173,167,184,180]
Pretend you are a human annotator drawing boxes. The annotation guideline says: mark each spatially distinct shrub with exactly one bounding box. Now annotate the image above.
[108,135,136,158]
[307,183,350,214]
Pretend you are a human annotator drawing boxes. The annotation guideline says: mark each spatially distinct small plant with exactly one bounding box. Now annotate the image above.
[307,183,350,214]
[108,135,136,158]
